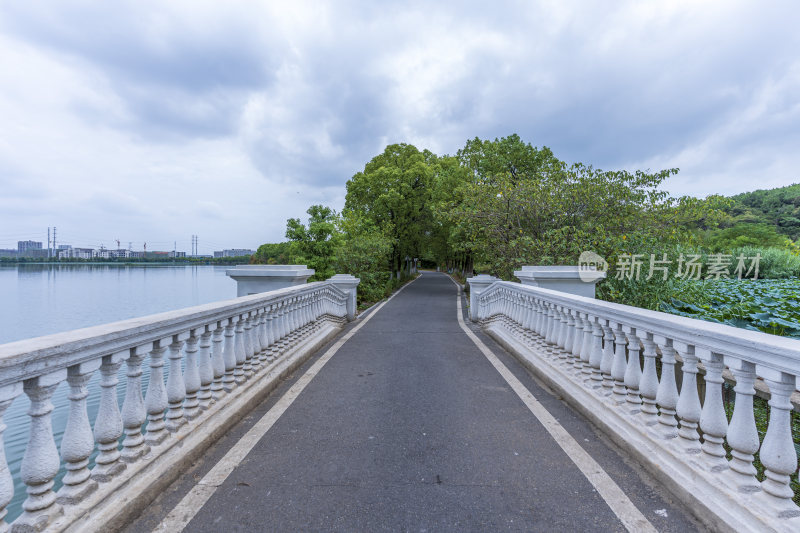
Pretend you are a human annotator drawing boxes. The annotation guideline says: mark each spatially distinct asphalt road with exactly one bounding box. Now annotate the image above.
[125,272,704,532]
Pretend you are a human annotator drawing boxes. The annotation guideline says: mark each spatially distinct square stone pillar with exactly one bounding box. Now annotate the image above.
[465,274,499,322]
[329,274,361,321]
[513,266,605,298]
[225,265,315,297]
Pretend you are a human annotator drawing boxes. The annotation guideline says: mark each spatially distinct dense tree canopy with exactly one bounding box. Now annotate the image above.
[253,133,796,307]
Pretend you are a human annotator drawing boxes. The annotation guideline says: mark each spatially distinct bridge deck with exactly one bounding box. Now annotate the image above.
[125,272,702,532]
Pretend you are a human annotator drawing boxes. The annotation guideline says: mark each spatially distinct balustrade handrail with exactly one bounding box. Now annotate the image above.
[476,277,800,530]
[480,281,800,376]
[0,280,349,386]
[0,277,354,532]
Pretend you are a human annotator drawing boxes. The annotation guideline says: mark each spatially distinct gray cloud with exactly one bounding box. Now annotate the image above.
[0,0,798,250]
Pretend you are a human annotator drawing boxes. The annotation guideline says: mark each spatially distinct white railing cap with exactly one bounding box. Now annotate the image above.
[484,280,800,378]
[0,280,347,386]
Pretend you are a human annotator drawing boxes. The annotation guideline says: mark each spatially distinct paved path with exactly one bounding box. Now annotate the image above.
[126,272,703,532]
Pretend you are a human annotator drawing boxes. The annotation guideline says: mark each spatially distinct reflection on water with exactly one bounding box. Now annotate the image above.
[0,264,237,522]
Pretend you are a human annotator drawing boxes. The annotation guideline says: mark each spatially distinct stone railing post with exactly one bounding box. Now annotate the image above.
[466,275,499,322]
[513,266,605,298]
[329,274,360,321]
[225,265,314,296]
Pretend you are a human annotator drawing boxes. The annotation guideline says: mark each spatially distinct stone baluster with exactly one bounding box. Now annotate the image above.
[544,304,556,346]
[562,310,576,367]
[638,334,660,426]
[92,353,126,482]
[622,326,642,412]
[610,323,628,404]
[211,322,226,399]
[197,325,214,409]
[555,307,567,352]
[599,321,615,393]
[293,298,303,337]
[233,316,246,384]
[513,294,524,330]
[283,299,291,336]
[57,360,101,504]
[272,303,285,356]
[121,343,152,462]
[654,336,679,439]
[536,301,547,338]
[222,318,237,391]
[165,333,188,432]
[723,357,760,492]
[242,313,254,377]
[300,297,310,330]
[256,309,269,365]
[144,340,169,445]
[674,342,701,451]
[183,330,201,420]
[0,383,23,532]
[697,349,728,471]
[533,300,544,337]
[0,382,22,533]
[571,311,584,370]
[265,306,277,362]
[249,310,261,363]
[579,314,594,379]
[519,297,533,344]
[284,300,295,343]
[758,370,799,505]
[16,370,67,531]
[588,316,605,387]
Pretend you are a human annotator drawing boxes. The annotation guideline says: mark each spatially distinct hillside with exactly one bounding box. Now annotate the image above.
[726,183,800,239]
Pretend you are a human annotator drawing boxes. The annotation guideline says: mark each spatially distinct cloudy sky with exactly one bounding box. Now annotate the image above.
[1,1,798,254]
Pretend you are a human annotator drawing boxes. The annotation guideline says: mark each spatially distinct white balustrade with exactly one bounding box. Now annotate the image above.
[121,344,151,463]
[0,277,355,532]
[58,360,100,504]
[476,280,800,531]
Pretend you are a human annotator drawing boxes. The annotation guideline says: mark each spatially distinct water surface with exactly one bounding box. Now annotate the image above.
[0,264,238,522]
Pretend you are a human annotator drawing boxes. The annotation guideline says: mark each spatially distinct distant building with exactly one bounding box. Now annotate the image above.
[0,249,18,258]
[214,249,255,258]
[57,246,73,259]
[17,241,43,256]
[169,251,186,258]
[73,248,94,260]
[109,249,134,259]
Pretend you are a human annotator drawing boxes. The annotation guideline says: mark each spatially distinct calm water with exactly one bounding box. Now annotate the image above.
[0,264,238,521]
[0,263,237,344]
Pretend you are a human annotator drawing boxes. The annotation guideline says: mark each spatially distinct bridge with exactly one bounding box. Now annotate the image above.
[0,271,798,532]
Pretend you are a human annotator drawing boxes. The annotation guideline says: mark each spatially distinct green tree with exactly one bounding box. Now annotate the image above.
[705,223,790,250]
[439,134,715,280]
[334,210,394,303]
[345,144,435,278]
[285,205,341,280]
[250,242,296,265]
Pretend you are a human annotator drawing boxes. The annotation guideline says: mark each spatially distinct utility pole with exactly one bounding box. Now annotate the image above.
[47,227,51,259]
[53,227,57,260]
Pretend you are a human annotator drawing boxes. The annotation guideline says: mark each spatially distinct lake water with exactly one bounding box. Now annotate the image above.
[0,264,239,522]
[0,264,237,344]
